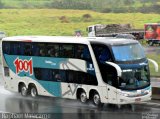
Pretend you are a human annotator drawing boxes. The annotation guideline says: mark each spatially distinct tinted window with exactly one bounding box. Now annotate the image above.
[47,44,59,57]
[60,44,74,58]
[92,44,112,62]
[2,42,10,54]
[34,68,67,82]
[34,68,97,85]
[68,70,98,85]
[2,42,92,62]
[24,43,32,56]
[75,45,92,61]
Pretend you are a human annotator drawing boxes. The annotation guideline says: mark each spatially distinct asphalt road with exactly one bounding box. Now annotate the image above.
[0,85,160,119]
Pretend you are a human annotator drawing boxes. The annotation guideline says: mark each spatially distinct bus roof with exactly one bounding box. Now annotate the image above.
[2,36,138,45]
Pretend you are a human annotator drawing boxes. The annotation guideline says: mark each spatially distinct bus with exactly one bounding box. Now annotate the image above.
[1,36,158,106]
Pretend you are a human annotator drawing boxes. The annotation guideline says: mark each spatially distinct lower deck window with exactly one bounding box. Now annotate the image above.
[34,68,98,85]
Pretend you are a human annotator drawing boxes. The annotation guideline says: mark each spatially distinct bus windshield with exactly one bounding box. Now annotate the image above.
[112,43,145,61]
[119,65,150,90]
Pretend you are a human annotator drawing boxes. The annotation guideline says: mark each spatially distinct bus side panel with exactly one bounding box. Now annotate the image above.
[3,54,97,99]
[4,69,54,97]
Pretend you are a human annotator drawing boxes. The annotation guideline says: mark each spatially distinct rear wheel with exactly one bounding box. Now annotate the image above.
[80,91,87,103]
[20,84,28,97]
[30,86,38,98]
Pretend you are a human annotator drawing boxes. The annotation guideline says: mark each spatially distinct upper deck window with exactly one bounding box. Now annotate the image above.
[112,43,145,61]
[2,41,92,62]
[91,44,112,62]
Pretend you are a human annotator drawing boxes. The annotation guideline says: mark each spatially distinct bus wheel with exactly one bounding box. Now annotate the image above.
[92,92,102,106]
[20,85,28,97]
[149,41,153,46]
[30,86,38,98]
[80,91,87,103]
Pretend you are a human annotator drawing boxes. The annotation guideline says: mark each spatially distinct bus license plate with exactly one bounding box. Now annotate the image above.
[135,98,141,102]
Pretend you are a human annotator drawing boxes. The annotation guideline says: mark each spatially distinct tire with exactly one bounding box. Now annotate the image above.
[80,91,87,103]
[92,92,102,107]
[20,84,28,97]
[149,41,153,46]
[30,86,38,98]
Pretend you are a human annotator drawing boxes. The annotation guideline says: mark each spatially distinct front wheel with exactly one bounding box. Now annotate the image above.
[92,92,102,107]
[30,86,38,98]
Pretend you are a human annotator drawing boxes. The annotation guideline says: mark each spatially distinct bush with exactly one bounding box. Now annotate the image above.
[59,16,69,23]
[82,14,92,22]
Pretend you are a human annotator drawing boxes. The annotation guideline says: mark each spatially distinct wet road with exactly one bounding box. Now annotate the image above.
[0,84,160,119]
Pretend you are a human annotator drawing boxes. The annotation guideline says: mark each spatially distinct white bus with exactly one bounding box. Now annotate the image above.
[1,36,158,106]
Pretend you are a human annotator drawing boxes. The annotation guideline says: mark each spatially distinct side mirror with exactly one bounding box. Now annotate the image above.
[105,61,122,77]
[148,58,159,72]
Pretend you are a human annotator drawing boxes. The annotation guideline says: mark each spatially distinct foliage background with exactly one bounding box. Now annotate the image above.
[1,0,160,13]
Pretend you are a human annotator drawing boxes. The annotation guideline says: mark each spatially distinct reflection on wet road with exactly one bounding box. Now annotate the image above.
[0,86,160,119]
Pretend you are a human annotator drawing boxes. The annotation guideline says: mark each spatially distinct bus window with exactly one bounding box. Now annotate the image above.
[34,68,67,82]
[68,71,77,83]
[81,46,91,61]
[67,70,98,85]
[19,42,25,55]
[10,42,19,55]
[2,42,10,54]
[34,68,53,81]
[41,68,53,81]
[32,43,40,56]
[3,42,26,56]
[91,44,112,62]
[54,70,66,82]
[24,43,32,56]
[75,45,92,61]
[47,44,59,57]
[75,45,83,59]
[37,43,47,57]
[60,44,74,58]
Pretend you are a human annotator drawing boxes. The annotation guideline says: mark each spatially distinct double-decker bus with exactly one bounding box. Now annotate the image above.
[1,36,158,106]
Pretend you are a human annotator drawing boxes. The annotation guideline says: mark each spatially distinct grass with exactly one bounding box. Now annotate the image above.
[0,9,159,76]
[0,9,160,36]
[146,52,160,77]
